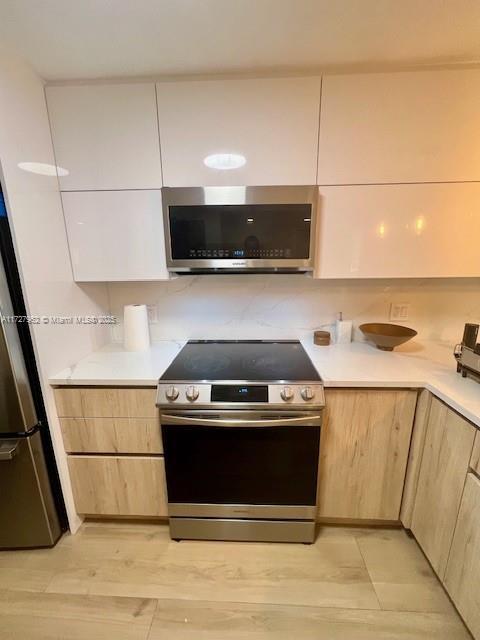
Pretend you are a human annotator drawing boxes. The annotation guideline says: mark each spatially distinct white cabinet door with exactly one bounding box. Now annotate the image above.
[157,77,320,186]
[62,191,169,281]
[318,70,480,184]
[315,183,480,278]
[46,84,162,190]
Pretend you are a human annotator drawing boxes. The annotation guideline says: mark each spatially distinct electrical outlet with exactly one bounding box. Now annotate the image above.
[390,303,410,321]
[147,304,159,323]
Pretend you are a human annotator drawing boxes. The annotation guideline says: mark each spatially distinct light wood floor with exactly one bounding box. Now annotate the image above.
[0,522,471,639]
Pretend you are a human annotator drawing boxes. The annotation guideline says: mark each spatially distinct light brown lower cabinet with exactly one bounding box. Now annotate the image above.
[67,455,168,517]
[317,389,417,520]
[471,431,480,475]
[444,472,480,640]
[411,397,476,578]
[60,417,163,454]
[54,387,158,418]
[400,389,432,528]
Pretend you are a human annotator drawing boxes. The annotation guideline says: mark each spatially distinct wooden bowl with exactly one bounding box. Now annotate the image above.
[360,323,417,351]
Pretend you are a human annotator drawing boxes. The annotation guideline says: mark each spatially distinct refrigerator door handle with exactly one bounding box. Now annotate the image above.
[0,440,20,461]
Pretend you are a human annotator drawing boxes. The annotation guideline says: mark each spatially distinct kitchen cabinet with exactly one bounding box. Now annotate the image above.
[61,190,169,281]
[471,431,480,475]
[68,455,168,516]
[60,417,163,454]
[315,183,480,278]
[400,389,432,529]
[55,386,167,518]
[318,69,480,184]
[54,387,158,418]
[444,472,480,640]
[411,397,476,578]
[156,76,320,186]
[46,83,162,190]
[317,389,416,521]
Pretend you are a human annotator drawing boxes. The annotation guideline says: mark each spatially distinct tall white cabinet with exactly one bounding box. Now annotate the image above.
[314,68,480,279]
[156,77,321,186]
[317,69,480,185]
[46,83,168,281]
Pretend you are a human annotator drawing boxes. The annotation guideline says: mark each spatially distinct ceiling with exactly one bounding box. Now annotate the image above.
[1,0,479,81]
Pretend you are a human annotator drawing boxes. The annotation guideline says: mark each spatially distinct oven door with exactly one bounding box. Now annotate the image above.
[161,411,321,520]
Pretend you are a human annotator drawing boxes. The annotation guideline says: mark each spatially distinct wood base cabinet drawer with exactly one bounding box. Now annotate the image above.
[68,455,167,517]
[60,417,163,454]
[54,387,158,418]
[444,473,480,640]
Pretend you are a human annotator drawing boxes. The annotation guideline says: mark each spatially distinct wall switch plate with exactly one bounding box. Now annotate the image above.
[390,303,410,321]
[147,304,159,323]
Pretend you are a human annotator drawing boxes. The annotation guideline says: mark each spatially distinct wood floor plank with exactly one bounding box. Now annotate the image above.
[148,598,471,640]
[160,536,366,568]
[0,589,156,640]
[356,529,454,613]
[60,520,171,544]
[44,522,378,609]
[0,566,54,592]
[47,558,379,609]
[0,524,171,574]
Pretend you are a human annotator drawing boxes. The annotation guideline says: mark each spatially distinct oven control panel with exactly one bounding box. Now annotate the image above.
[157,383,325,407]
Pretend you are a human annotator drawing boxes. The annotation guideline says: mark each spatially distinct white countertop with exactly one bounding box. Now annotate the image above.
[301,338,480,428]
[49,340,185,387]
[49,338,480,429]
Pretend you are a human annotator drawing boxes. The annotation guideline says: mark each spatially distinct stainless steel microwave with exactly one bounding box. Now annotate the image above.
[162,186,318,274]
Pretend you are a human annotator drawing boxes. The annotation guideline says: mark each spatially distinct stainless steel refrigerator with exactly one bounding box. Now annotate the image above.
[0,191,63,548]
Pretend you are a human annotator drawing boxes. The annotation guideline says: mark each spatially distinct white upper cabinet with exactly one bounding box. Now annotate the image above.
[62,190,168,281]
[318,70,480,185]
[156,77,320,186]
[46,84,162,190]
[316,183,480,278]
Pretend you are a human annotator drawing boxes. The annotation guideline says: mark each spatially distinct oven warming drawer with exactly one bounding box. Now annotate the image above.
[168,504,316,519]
[169,518,316,543]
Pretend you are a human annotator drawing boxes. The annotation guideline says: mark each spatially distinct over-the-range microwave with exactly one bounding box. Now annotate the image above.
[162,186,318,274]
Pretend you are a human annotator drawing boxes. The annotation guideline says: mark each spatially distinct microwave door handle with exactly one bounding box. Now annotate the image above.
[160,414,322,428]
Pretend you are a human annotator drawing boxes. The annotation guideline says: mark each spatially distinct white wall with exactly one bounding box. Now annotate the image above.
[0,47,109,532]
[108,275,480,346]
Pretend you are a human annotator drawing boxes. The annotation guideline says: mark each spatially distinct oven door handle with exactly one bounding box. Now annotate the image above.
[160,414,322,428]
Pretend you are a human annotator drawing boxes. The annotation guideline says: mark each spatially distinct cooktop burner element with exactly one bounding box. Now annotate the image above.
[157,340,324,409]
[160,340,321,382]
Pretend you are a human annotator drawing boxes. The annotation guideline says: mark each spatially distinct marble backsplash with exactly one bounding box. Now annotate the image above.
[104,275,480,346]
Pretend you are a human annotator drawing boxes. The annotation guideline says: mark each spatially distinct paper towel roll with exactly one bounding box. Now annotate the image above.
[336,320,352,344]
[336,313,352,344]
[123,304,150,352]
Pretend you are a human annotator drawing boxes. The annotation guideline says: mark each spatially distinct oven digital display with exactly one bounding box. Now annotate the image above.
[211,385,268,403]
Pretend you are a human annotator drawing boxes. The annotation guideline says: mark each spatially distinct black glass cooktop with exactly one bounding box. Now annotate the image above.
[161,340,321,382]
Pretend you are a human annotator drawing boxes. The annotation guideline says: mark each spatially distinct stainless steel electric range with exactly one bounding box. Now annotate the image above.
[156,340,324,543]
